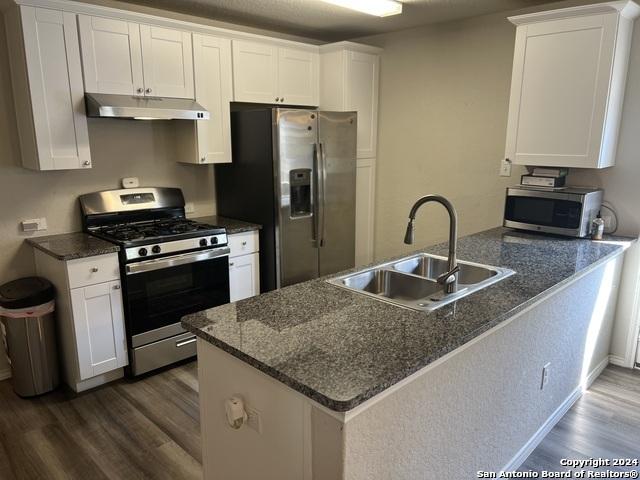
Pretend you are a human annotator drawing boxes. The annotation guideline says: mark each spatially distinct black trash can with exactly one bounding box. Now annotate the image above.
[0,277,59,397]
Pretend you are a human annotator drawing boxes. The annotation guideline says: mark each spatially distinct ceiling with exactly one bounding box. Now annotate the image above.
[116,0,564,42]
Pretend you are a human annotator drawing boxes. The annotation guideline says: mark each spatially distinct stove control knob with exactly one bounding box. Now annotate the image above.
[210,237,218,245]
[138,248,148,257]
[199,239,208,247]
[152,245,161,254]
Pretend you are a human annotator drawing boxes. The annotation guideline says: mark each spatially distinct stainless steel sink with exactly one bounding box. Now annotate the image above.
[327,253,515,312]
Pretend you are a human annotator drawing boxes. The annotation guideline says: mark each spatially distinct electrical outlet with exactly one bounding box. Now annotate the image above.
[185,202,195,214]
[499,158,512,177]
[21,218,47,232]
[246,407,262,434]
[602,215,613,230]
[541,363,551,390]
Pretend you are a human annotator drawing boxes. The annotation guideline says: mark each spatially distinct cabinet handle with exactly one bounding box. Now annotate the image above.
[113,284,121,290]
[242,241,247,246]
[145,88,152,94]
[136,87,144,94]
[201,157,206,163]
[91,267,99,273]
[275,97,280,102]
[229,262,235,266]
[83,161,91,166]
[281,98,285,103]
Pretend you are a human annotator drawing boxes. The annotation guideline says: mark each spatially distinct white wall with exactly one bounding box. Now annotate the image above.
[358,13,526,261]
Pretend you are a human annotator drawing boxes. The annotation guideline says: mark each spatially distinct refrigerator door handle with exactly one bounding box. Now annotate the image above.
[318,142,327,247]
[313,143,321,248]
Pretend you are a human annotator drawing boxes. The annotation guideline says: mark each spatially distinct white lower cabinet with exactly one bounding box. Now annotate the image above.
[229,253,260,302]
[228,231,260,302]
[70,281,127,380]
[34,250,127,392]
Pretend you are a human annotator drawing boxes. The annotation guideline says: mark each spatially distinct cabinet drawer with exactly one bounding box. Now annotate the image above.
[229,231,259,257]
[67,253,120,289]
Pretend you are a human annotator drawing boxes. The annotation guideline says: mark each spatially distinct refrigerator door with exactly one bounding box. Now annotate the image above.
[275,109,320,287]
[317,111,357,276]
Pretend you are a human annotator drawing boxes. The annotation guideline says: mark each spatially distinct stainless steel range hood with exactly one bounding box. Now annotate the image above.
[85,93,210,120]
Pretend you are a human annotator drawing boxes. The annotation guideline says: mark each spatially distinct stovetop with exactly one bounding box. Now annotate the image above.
[91,218,226,247]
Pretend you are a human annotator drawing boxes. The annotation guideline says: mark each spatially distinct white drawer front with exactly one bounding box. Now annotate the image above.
[229,231,259,258]
[67,253,120,289]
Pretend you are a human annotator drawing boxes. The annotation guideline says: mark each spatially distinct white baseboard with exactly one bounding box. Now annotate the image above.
[0,367,11,381]
[501,356,610,473]
[609,354,629,368]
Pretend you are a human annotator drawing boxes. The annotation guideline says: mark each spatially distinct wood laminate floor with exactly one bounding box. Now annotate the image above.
[0,361,201,480]
[0,363,638,479]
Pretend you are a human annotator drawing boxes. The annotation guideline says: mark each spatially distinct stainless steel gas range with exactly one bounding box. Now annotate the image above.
[79,187,230,376]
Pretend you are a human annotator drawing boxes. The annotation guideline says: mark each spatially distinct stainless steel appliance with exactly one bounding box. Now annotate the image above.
[503,186,603,237]
[79,188,230,376]
[85,93,209,120]
[215,108,357,291]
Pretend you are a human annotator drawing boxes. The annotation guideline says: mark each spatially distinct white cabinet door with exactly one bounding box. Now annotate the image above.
[345,51,379,159]
[191,34,233,164]
[355,158,376,266]
[229,253,260,302]
[277,47,319,106]
[16,7,91,170]
[505,13,618,168]
[232,40,278,103]
[70,281,127,380]
[78,15,144,96]
[139,24,194,99]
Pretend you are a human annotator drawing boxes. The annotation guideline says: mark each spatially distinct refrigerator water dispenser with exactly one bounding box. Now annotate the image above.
[290,169,312,217]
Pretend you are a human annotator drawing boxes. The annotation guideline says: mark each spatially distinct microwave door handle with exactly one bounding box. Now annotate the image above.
[126,247,230,275]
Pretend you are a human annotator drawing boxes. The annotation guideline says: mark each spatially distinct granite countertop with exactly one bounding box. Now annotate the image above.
[182,227,632,412]
[191,215,262,235]
[26,232,120,261]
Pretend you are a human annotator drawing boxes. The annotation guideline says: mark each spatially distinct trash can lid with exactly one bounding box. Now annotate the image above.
[0,277,55,310]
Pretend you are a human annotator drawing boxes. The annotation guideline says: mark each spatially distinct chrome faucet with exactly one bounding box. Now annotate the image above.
[403,195,459,294]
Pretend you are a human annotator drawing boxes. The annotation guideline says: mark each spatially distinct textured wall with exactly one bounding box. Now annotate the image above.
[341,255,623,479]
[357,13,526,261]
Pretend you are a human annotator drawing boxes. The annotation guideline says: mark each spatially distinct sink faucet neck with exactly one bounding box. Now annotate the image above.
[404,194,458,294]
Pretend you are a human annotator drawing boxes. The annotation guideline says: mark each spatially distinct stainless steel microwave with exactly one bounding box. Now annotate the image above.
[503,186,603,237]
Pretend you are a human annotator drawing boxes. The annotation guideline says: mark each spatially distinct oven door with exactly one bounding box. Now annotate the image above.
[124,247,230,348]
[504,189,585,236]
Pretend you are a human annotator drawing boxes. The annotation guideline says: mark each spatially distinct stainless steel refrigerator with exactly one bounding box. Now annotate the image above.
[215,108,357,292]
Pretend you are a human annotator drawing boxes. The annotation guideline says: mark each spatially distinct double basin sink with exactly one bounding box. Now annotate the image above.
[327,253,515,312]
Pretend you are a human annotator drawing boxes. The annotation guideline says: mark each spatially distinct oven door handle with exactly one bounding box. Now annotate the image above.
[126,247,230,275]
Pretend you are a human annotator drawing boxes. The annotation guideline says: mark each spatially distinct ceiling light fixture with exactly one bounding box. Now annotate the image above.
[321,0,402,17]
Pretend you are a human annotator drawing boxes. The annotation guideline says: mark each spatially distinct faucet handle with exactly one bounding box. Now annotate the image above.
[437,265,460,285]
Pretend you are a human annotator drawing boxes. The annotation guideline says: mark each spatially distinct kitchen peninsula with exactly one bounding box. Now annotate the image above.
[182,227,631,479]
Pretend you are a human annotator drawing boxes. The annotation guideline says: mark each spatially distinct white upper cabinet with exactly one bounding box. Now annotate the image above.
[78,15,194,99]
[176,34,233,164]
[232,40,278,103]
[320,44,381,159]
[505,2,640,169]
[5,6,91,170]
[232,40,319,106]
[78,15,144,96]
[277,47,319,106]
[139,24,194,98]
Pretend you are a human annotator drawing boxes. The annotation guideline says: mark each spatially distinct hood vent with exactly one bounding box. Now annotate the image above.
[85,93,210,120]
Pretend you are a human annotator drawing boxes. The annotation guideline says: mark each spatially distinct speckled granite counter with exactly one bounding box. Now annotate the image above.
[182,227,632,412]
[191,215,261,235]
[26,233,119,260]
